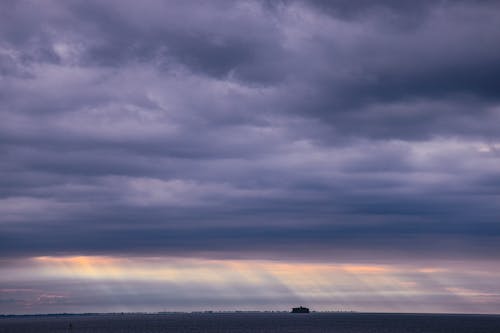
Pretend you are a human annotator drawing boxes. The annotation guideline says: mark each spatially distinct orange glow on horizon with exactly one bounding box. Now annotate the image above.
[0,255,494,313]
[29,255,401,294]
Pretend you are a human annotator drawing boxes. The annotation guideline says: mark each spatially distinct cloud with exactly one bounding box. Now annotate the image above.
[0,0,499,265]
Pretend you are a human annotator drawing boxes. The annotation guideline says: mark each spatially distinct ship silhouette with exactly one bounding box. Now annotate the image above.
[291,306,310,313]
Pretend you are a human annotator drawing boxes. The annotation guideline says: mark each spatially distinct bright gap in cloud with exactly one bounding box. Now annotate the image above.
[1,256,499,314]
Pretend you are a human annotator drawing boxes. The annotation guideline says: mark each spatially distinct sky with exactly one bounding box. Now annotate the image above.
[1,0,500,315]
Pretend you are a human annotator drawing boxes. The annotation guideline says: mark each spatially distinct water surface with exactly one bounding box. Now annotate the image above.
[1,312,500,332]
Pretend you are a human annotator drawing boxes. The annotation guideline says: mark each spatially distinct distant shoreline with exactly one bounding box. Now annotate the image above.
[3,311,500,318]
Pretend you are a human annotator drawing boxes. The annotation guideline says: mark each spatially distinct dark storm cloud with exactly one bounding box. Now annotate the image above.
[1,0,500,261]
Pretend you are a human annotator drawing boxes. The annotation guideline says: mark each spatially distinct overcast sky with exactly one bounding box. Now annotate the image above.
[1,0,500,314]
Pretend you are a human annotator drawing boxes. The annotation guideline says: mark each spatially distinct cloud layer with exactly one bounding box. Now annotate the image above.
[1,0,500,264]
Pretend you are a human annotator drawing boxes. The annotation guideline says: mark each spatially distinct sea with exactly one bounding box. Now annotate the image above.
[1,312,500,332]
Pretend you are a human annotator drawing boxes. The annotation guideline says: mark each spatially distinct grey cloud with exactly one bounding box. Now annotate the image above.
[1,0,500,263]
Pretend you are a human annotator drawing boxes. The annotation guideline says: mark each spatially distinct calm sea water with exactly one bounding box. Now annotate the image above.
[1,313,500,333]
